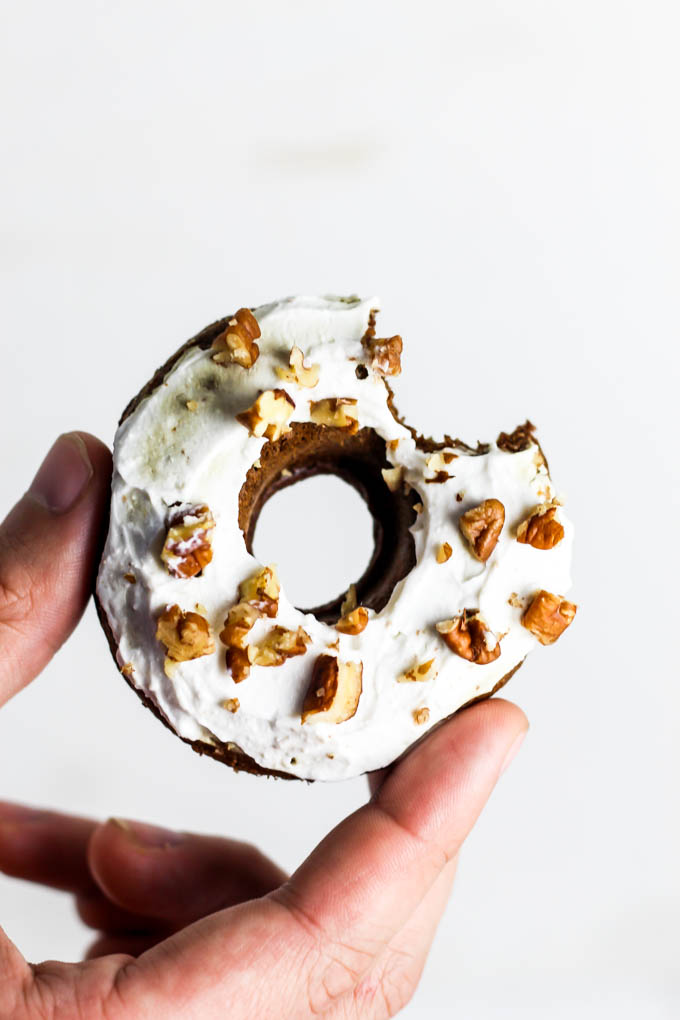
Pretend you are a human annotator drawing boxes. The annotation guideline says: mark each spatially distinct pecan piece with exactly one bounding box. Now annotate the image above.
[522,590,577,645]
[436,542,452,564]
[302,655,363,724]
[156,604,215,663]
[335,606,369,635]
[412,707,430,726]
[361,334,402,376]
[398,658,438,683]
[381,466,404,492]
[212,308,261,369]
[236,389,295,442]
[459,499,505,561]
[239,565,280,618]
[496,420,536,453]
[226,645,256,684]
[161,502,215,579]
[252,626,311,667]
[219,602,262,649]
[436,611,501,664]
[309,397,359,434]
[276,346,320,388]
[517,502,564,550]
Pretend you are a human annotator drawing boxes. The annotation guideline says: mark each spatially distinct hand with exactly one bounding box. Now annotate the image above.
[0,432,528,1019]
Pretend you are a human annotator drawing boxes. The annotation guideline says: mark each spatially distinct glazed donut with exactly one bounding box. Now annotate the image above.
[96,296,576,781]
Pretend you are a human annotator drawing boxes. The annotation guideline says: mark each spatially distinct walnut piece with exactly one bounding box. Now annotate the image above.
[436,611,501,664]
[336,606,369,635]
[459,499,505,562]
[309,397,359,434]
[157,604,215,663]
[161,503,215,579]
[239,565,280,618]
[522,590,577,645]
[252,626,311,667]
[517,502,565,550]
[276,346,320,388]
[398,658,438,683]
[436,542,452,564]
[361,334,402,375]
[302,655,363,724]
[236,389,295,441]
[212,308,261,369]
[413,707,430,726]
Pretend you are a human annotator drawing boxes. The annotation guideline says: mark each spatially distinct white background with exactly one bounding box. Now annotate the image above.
[1,1,679,1016]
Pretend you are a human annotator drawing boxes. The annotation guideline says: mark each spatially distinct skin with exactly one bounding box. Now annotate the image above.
[0,432,528,1019]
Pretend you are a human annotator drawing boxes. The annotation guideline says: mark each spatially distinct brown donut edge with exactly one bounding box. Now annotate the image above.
[95,312,534,781]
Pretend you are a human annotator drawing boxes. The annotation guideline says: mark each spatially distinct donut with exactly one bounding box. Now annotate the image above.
[96,296,576,781]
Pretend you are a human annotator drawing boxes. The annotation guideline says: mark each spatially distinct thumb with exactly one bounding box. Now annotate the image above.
[0,432,112,706]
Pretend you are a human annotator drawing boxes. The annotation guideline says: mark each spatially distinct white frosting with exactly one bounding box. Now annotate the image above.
[97,296,574,781]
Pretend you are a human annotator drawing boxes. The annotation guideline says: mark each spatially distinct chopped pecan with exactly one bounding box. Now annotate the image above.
[239,565,280,617]
[398,658,437,683]
[212,308,261,369]
[381,465,404,491]
[226,645,255,684]
[436,611,501,664]
[222,697,240,713]
[413,707,430,726]
[309,397,359,433]
[496,420,536,453]
[252,626,311,667]
[340,584,358,616]
[302,655,363,724]
[361,334,402,376]
[276,346,320,388]
[236,389,295,441]
[522,590,577,645]
[157,604,215,663]
[219,601,262,649]
[161,503,215,579]
[517,502,564,550]
[436,542,452,564]
[336,606,369,635]
[426,451,457,475]
[459,499,505,561]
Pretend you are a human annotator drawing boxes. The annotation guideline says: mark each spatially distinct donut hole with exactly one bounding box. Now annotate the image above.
[252,475,375,612]
[239,423,419,624]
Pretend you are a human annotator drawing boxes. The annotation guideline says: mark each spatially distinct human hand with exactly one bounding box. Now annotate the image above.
[0,432,528,1019]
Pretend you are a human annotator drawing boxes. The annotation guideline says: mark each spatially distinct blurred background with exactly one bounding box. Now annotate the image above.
[1,1,679,1016]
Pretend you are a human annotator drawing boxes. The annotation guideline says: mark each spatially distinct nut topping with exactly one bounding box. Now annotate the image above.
[219,601,262,649]
[309,397,359,433]
[517,501,565,550]
[413,707,430,726]
[239,565,280,618]
[398,658,438,683]
[212,308,261,369]
[226,645,256,684]
[302,655,363,724]
[336,606,369,635]
[340,584,358,616]
[459,499,505,562]
[276,346,320,388]
[436,542,452,564]
[222,698,240,713]
[436,611,501,664]
[236,389,295,441]
[381,466,404,492]
[157,604,215,664]
[496,420,537,453]
[522,590,577,645]
[161,503,215,579]
[361,334,403,376]
[252,626,311,667]
[426,451,457,472]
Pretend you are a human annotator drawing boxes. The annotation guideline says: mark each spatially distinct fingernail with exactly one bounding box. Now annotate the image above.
[28,433,93,514]
[0,802,46,825]
[500,729,527,775]
[110,818,184,850]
